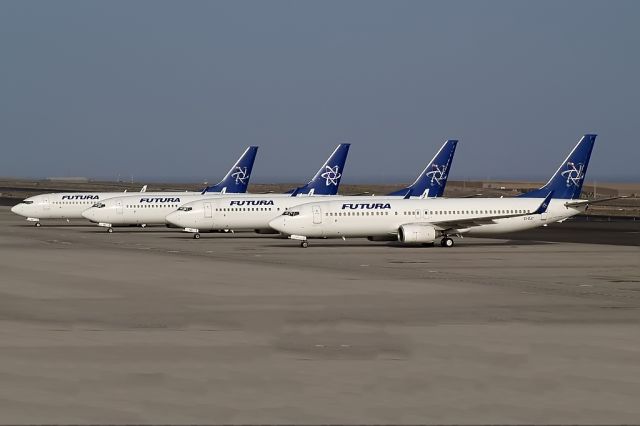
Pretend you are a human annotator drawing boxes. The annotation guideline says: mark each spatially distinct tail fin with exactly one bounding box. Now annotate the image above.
[204,146,259,194]
[140,185,147,193]
[291,143,350,196]
[387,139,458,198]
[520,134,596,200]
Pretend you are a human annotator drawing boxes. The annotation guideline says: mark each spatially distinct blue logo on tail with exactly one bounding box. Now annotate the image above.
[203,146,258,194]
[320,165,342,186]
[425,163,448,186]
[520,134,595,200]
[291,143,350,196]
[230,167,250,185]
[387,139,458,198]
[560,161,586,188]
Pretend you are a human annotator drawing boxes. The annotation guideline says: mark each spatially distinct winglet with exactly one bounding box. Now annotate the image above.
[532,192,554,214]
[290,143,351,196]
[204,146,259,194]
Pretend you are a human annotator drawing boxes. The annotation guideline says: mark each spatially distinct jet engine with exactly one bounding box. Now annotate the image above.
[397,224,438,244]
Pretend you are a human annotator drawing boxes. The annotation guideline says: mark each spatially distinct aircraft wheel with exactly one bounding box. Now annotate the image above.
[35,222,41,227]
[300,240,309,248]
[193,233,201,240]
[107,228,113,233]
[441,237,454,247]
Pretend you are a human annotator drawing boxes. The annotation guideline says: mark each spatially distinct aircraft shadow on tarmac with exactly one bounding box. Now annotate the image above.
[257,239,552,249]
[16,223,96,228]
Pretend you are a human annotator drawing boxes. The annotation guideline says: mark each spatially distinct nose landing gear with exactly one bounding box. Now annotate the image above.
[300,240,309,248]
[193,233,201,239]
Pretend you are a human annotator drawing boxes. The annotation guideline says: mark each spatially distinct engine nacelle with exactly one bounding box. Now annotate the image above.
[397,224,438,244]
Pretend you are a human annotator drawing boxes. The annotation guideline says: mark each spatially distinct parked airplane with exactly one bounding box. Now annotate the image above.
[165,140,458,238]
[10,146,258,226]
[268,135,606,247]
[82,143,351,232]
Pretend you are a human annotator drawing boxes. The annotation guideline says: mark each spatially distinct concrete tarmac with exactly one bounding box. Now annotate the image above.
[1,207,639,424]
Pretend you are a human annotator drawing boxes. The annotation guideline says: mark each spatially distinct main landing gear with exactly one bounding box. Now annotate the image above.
[300,240,309,248]
[440,237,454,247]
[193,233,201,239]
[35,222,41,227]
[107,227,113,233]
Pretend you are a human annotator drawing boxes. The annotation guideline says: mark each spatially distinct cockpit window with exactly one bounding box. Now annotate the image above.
[282,211,300,216]
[92,203,106,208]
[22,200,34,204]
[177,206,192,212]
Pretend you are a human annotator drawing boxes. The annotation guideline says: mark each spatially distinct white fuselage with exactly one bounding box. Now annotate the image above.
[81,193,298,226]
[267,197,583,239]
[9,192,192,221]
[164,195,414,232]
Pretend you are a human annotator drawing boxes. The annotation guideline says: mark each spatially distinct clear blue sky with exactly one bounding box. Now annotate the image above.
[1,1,638,183]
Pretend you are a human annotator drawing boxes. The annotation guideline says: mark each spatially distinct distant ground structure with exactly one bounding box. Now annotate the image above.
[46,177,90,183]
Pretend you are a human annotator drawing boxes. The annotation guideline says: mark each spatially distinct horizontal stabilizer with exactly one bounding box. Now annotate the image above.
[564,195,627,208]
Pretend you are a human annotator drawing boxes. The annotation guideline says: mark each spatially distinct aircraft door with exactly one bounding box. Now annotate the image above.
[204,202,212,218]
[43,197,50,210]
[312,205,322,224]
[540,212,548,221]
[116,201,123,215]
[421,208,432,221]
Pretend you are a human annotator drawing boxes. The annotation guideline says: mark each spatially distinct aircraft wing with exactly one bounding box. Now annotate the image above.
[425,192,553,232]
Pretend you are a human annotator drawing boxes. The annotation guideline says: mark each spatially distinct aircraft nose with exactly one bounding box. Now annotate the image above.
[268,216,287,233]
[165,211,182,227]
[81,208,96,222]
[10,204,21,215]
